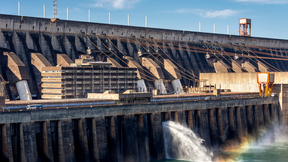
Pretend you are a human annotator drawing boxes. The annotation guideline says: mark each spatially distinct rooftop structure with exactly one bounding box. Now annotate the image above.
[87,90,152,103]
[41,55,137,99]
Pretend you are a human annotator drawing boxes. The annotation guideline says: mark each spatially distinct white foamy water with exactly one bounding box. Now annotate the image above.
[162,121,213,162]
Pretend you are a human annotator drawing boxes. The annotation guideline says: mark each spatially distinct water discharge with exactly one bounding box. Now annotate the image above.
[162,121,213,162]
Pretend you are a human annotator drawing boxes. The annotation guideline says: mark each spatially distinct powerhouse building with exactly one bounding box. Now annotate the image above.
[41,61,137,99]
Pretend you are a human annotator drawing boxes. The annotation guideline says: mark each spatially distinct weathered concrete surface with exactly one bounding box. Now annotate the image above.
[200,72,288,125]
[0,96,281,162]
[1,14,288,98]
[200,72,288,92]
[0,97,277,124]
[1,14,288,48]
[4,52,29,84]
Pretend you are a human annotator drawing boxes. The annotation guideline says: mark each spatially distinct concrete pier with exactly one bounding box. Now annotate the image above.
[208,109,218,146]
[147,112,165,160]
[0,96,281,161]
[216,108,225,145]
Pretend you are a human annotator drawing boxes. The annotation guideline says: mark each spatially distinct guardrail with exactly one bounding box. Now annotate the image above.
[3,92,262,111]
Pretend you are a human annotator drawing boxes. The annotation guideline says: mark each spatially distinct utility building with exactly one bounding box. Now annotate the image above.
[41,55,137,99]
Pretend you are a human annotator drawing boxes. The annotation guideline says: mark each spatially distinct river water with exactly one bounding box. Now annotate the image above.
[160,121,288,162]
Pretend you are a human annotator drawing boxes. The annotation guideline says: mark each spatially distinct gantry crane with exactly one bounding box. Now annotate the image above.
[239,18,251,37]
[257,72,274,97]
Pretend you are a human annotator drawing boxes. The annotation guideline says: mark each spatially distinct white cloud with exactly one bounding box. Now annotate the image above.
[175,9,240,18]
[235,0,288,4]
[92,0,141,9]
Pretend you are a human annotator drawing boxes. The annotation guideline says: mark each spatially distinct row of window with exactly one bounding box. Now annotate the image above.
[43,70,135,73]
[43,75,136,79]
[61,81,137,84]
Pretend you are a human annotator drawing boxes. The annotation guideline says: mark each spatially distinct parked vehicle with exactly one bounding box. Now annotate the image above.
[26,104,43,110]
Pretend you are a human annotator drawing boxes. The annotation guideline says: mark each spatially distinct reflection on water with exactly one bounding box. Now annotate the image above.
[160,121,288,162]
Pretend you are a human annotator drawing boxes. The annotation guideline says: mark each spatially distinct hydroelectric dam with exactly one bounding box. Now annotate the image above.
[0,13,287,161]
[0,96,281,162]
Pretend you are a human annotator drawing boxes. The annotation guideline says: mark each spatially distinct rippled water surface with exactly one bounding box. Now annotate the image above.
[159,121,288,162]
[157,141,288,162]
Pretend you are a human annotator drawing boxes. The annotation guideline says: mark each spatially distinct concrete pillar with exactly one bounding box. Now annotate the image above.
[202,110,211,147]
[123,115,139,162]
[147,112,165,160]
[271,104,278,123]
[263,104,271,127]
[178,111,186,125]
[258,105,265,129]
[185,43,200,76]
[172,111,179,122]
[40,34,56,65]
[253,105,260,136]
[216,108,225,145]
[52,35,63,53]
[187,110,194,130]
[228,107,236,139]
[13,32,39,97]
[271,103,281,131]
[1,124,11,161]
[240,107,248,138]
[246,106,255,137]
[136,114,150,162]
[23,122,38,162]
[269,104,275,122]
[106,116,121,162]
[0,30,10,50]
[163,112,170,121]
[208,109,218,146]
[196,109,203,137]
[117,37,126,54]
[75,119,89,162]
[75,36,86,54]
[61,120,75,162]
[19,123,27,162]
[236,107,243,141]
[5,124,13,162]
[95,117,108,162]
[178,43,193,80]
[57,120,65,162]
[41,121,53,162]
[26,32,38,52]
[270,104,280,142]
[13,30,28,67]
[64,35,77,62]
[89,117,100,161]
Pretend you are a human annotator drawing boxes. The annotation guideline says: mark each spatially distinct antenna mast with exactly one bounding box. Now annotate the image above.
[53,0,57,18]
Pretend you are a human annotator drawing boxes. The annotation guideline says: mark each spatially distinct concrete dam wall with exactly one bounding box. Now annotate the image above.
[0,97,280,162]
[1,14,288,99]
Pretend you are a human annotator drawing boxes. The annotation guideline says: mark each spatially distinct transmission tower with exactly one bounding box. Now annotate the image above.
[53,0,57,18]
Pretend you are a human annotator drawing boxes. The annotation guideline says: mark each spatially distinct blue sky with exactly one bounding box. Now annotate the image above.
[1,0,288,39]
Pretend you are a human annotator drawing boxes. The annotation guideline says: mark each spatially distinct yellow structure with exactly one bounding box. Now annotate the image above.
[257,72,274,97]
